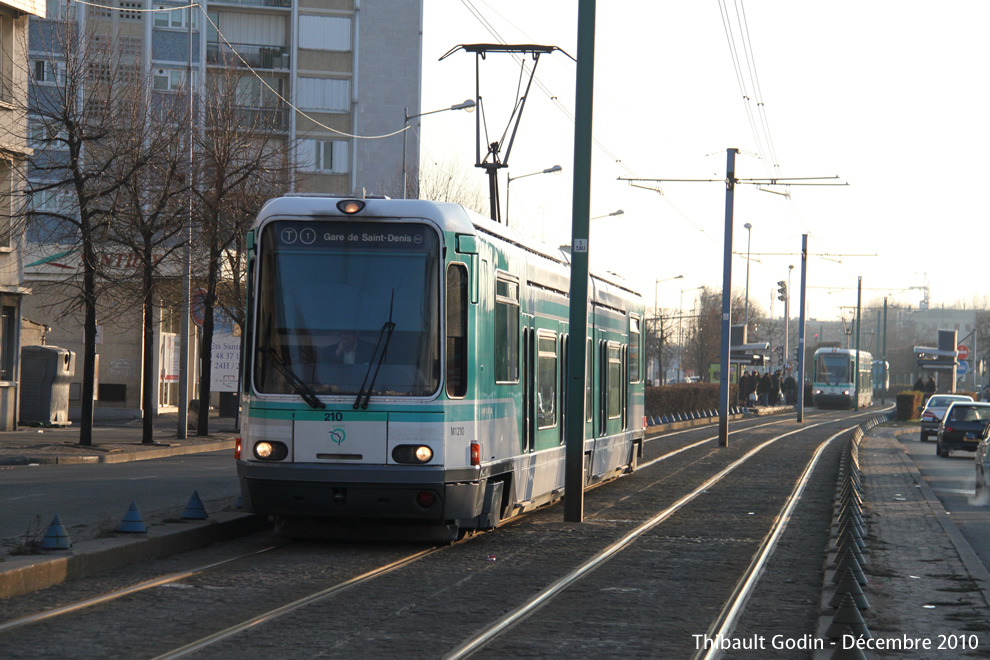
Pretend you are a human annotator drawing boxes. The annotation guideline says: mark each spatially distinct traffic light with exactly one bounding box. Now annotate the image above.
[794,347,800,361]
[777,280,787,302]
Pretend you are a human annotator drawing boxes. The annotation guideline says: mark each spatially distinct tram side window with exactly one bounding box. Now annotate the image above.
[495,277,520,383]
[608,343,622,419]
[446,263,468,398]
[629,316,641,382]
[537,333,557,429]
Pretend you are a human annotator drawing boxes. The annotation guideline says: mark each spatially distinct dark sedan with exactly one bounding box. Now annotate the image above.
[936,402,990,457]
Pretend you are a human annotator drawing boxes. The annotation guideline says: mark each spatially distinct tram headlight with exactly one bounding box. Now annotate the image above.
[253,441,288,461]
[392,444,434,464]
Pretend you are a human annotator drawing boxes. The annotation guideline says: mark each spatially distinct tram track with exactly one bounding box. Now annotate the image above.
[0,407,889,658]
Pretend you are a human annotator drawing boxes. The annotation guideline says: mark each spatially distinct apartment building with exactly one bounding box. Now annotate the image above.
[0,0,45,429]
[21,0,422,419]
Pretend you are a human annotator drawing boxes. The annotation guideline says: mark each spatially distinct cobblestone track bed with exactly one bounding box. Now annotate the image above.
[0,409,866,659]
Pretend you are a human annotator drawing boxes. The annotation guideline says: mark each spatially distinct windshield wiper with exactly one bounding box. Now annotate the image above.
[263,344,326,410]
[354,292,397,410]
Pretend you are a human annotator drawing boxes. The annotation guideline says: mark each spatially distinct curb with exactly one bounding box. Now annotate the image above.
[0,440,236,466]
[0,512,270,599]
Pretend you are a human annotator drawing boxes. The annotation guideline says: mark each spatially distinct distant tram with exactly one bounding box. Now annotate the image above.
[811,347,873,409]
[235,195,645,541]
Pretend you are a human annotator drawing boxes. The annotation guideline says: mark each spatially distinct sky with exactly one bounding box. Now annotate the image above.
[416,1,990,323]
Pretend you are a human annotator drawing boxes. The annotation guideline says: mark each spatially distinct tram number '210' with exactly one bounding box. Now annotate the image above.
[323,412,343,421]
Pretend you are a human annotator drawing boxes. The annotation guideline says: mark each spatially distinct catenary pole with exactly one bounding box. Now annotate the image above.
[564,0,596,522]
[796,234,808,423]
[855,276,862,410]
[717,148,738,448]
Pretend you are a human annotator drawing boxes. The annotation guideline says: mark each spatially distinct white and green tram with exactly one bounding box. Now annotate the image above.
[236,195,645,540]
[811,347,873,409]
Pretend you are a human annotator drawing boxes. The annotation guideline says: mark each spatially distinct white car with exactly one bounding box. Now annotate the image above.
[920,394,973,442]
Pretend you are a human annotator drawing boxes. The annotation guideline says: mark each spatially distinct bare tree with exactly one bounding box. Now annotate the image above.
[191,68,290,435]
[103,93,190,443]
[14,23,160,445]
[416,159,488,215]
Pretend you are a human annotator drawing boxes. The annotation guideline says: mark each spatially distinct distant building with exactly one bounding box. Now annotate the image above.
[22,0,422,420]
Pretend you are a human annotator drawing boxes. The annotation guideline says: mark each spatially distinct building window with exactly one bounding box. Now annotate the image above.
[300,139,348,174]
[0,162,10,249]
[119,1,140,21]
[0,306,14,381]
[0,14,11,102]
[153,68,195,92]
[47,0,70,20]
[494,276,519,383]
[32,59,63,85]
[154,4,197,29]
[297,77,349,113]
[298,16,350,51]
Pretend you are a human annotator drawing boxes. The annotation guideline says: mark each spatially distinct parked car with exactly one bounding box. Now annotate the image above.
[936,401,990,457]
[976,428,990,498]
[920,394,973,442]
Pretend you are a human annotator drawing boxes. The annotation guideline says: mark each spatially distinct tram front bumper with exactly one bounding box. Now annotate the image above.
[237,461,485,522]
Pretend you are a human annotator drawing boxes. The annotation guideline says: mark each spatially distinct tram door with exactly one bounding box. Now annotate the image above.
[531,319,560,452]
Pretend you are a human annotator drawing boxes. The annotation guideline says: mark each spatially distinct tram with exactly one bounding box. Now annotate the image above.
[811,347,873,409]
[235,195,645,540]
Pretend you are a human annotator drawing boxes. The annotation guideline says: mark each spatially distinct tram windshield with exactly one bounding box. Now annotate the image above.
[815,353,851,385]
[254,219,441,397]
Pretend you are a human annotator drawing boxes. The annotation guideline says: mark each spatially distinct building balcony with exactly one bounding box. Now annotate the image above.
[205,105,289,133]
[207,0,291,8]
[207,42,289,70]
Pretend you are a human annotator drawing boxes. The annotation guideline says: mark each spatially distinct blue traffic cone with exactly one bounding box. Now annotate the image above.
[117,501,148,533]
[181,490,208,520]
[40,514,72,549]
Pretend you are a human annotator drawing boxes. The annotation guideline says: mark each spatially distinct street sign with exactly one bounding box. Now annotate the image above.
[191,288,208,327]
[958,360,970,376]
[958,344,970,360]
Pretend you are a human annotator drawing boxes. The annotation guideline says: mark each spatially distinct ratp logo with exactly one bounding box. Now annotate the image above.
[329,428,346,445]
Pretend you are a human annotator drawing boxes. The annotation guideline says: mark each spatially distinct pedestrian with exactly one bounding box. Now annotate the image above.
[757,371,772,406]
[783,374,797,405]
[913,377,925,393]
[770,371,781,405]
[925,375,936,398]
[740,371,752,406]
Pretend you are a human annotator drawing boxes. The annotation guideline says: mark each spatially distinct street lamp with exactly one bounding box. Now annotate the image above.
[653,274,683,384]
[743,222,752,328]
[679,284,705,383]
[402,99,476,199]
[506,164,562,227]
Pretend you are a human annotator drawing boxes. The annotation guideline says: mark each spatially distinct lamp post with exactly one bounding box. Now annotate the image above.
[679,285,704,383]
[506,164,561,227]
[653,274,683,384]
[743,222,752,328]
[402,99,475,199]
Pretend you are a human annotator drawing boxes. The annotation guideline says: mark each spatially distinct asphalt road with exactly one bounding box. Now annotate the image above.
[0,451,240,546]
[897,430,990,574]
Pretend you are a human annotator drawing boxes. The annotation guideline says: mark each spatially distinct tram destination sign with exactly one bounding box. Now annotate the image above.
[272,221,433,253]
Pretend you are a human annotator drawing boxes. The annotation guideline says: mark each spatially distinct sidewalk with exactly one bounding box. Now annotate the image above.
[0,411,257,599]
[0,412,239,465]
[815,423,990,658]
